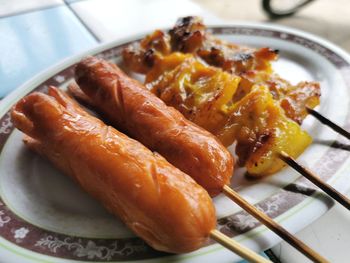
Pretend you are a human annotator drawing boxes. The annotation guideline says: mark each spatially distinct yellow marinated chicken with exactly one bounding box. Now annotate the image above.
[146,53,241,133]
[216,86,312,176]
[146,54,312,176]
[236,71,320,124]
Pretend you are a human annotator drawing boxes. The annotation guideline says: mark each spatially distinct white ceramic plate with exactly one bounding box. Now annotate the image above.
[0,23,350,263]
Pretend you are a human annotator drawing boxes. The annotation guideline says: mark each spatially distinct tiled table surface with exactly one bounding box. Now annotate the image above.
[1,0,350,262]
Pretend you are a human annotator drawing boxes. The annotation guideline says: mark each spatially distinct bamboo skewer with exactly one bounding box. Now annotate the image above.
[210,229,272,263]
[212,109,349,263]
[307,107,350,140]
[222,185,329,263]
[280,151,350,210]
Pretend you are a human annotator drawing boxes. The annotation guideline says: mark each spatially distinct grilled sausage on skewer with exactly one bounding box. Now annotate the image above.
[11,87,216,253]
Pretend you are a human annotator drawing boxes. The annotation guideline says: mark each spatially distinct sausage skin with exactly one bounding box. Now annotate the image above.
[11,87,216,253]
[75,56,234,196]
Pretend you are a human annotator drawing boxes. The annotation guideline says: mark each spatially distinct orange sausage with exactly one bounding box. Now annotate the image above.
[11,87,216,253]
[75,56,234,196]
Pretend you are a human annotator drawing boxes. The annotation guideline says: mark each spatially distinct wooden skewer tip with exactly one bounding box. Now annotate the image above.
[279,151,350,211]
[306,107,350,140]
[222,185,329,263]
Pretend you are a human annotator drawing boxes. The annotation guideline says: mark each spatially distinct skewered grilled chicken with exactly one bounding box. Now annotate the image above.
[123,16,276,75]
[122,16,320,124]
[144,53,312,176]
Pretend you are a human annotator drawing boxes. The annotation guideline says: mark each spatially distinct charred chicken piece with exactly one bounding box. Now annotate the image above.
[168,16,206,53]
[122,30,171,74]
[198,38,278,74]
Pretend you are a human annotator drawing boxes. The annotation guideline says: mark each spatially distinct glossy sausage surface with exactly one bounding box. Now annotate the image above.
[11,87,216,253]
[75,56,234,196]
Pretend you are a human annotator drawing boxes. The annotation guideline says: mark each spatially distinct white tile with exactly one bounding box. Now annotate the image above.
[71,0,223,42]
[0,0,63,17]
